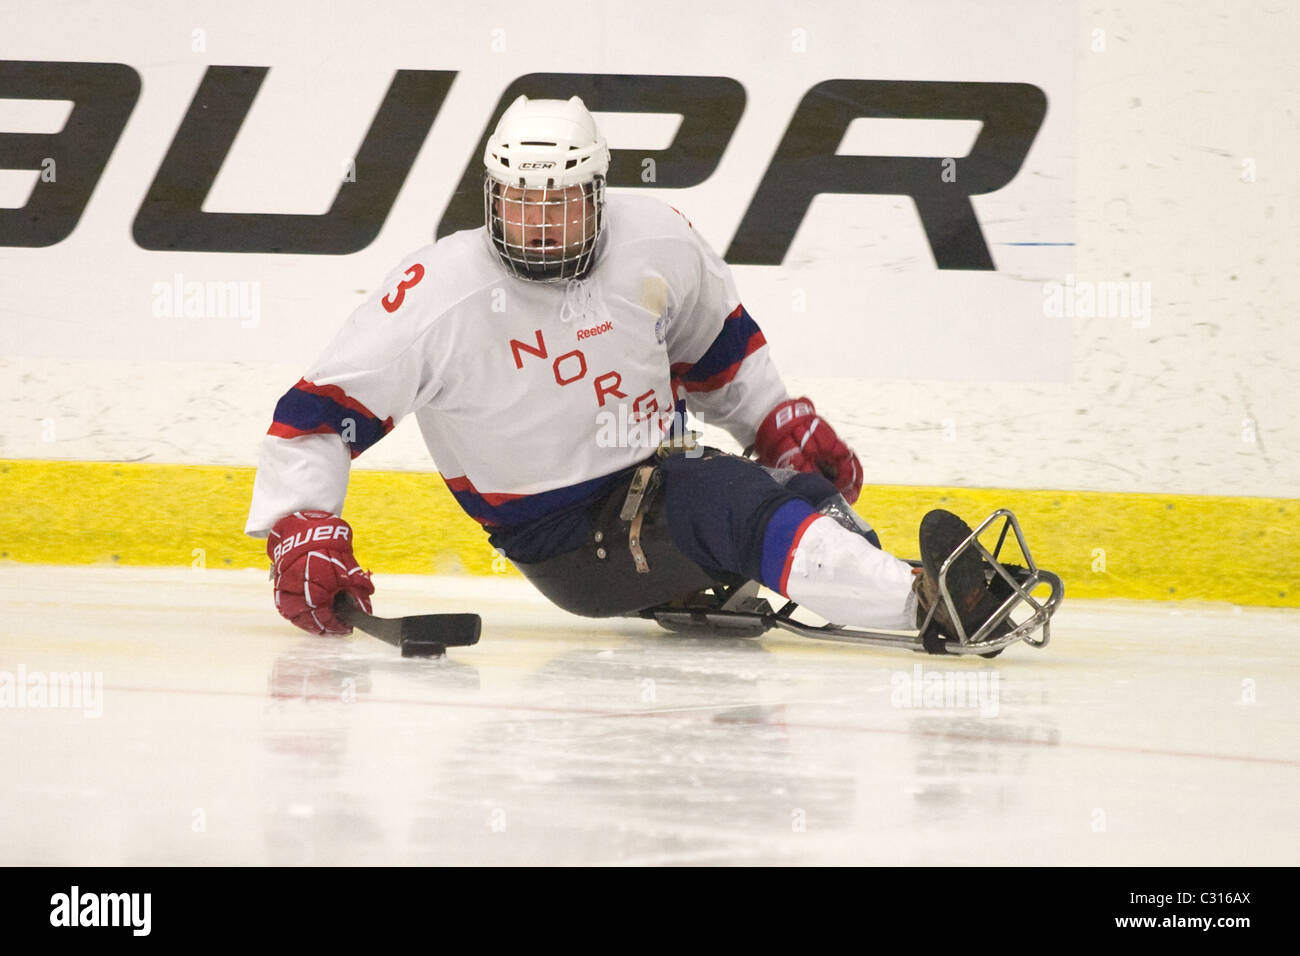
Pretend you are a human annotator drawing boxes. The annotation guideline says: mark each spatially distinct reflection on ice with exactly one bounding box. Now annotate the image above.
[0,566,1296,865]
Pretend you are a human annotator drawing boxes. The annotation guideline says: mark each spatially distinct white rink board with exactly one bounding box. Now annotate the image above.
[1,0,1073,372]
[2,0,1297,497]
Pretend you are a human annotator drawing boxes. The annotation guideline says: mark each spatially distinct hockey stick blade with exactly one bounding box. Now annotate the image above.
[334,594,481,658]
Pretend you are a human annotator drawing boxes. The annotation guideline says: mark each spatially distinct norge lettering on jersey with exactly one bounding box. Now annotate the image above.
[246,194,788,535]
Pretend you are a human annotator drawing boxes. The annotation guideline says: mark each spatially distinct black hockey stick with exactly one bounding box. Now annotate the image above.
[334,593,481,658]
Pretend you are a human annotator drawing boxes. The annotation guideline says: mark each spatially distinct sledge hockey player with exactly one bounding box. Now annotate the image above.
[245,95,1008,653]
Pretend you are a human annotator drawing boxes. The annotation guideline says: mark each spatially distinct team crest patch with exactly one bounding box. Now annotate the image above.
[655,311,669,345]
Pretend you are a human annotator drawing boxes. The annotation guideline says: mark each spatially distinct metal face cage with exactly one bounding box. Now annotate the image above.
[483,173,605,282]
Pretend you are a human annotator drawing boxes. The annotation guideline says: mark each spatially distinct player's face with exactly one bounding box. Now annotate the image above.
[495,184,595,261]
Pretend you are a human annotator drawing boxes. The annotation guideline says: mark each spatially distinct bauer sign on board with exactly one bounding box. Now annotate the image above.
[0,0,1073,382]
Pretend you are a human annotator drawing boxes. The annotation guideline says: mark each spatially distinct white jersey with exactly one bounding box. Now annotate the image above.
[245,195,790,536]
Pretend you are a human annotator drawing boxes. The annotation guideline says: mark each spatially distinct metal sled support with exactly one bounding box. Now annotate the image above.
[934,508,1062,652]
[645,510,1064,657]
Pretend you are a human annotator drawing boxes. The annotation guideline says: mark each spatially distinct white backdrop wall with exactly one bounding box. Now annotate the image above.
[1,0,1296,497]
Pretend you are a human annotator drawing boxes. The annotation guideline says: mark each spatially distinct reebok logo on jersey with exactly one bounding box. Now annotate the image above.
[576,320,613,340]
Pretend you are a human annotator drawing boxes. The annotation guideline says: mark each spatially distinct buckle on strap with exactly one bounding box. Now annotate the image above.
[655,429,701,459]
[619,464,659,573]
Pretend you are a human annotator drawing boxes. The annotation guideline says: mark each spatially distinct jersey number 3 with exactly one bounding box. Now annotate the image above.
[381,264,425,314]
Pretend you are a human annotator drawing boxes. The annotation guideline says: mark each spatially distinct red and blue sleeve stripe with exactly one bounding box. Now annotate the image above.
[267,378,394,459]
[670,304,766,394]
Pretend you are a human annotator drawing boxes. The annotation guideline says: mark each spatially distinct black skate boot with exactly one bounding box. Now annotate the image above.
[913,509,1010,655]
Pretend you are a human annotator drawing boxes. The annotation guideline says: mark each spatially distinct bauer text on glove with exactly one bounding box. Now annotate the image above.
[753,397,863,504]
[267,511,375,635]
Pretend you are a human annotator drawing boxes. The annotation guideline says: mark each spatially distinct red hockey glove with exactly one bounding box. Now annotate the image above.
[267,511,374,635]
[753,397,863,505]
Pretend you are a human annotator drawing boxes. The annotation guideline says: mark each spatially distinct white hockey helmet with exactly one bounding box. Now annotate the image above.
[483,95,610,282]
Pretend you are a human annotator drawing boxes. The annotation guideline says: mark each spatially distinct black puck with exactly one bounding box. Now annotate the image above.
[400,641,446,659]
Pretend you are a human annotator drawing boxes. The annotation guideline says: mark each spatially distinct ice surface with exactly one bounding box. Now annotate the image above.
[1,565,1296,866]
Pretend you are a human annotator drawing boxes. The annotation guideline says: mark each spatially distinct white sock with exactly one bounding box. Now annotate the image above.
[781,516,917,630]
